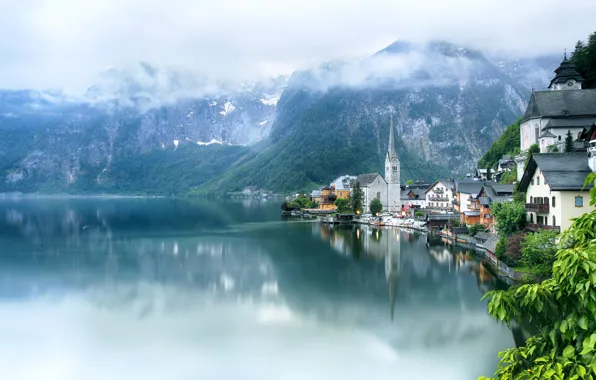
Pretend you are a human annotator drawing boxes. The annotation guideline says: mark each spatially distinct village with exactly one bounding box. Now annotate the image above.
[282,53,596,281]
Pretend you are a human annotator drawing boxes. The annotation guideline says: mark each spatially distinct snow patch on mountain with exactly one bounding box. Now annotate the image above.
[197,139,223,146]
[219,101,236,116]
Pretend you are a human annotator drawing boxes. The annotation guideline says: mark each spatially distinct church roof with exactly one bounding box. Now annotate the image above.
[386,115,399,161]
[522,89,596,122]
[518,153,594,192]
[539,130,557,138]
[356,173,383,186]
[548,55,585,88]
[544,117,596,129]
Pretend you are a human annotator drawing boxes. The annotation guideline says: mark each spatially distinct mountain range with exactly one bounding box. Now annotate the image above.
[0,41,560,194]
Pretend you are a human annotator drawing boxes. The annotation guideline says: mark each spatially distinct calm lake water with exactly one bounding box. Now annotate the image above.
[0,197,514,380]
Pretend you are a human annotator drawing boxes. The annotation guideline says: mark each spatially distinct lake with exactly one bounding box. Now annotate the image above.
[0,197,514,380]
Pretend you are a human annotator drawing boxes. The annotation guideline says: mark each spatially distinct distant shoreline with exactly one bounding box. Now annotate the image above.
[0,193,166,199]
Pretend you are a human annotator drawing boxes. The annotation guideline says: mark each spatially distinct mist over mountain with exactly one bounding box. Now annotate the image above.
[0,41,560,194]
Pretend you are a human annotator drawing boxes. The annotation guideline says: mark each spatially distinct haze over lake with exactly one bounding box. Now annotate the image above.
[0,198,514,380]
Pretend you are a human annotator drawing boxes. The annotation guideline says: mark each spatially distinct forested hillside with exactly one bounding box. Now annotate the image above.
[477,118,521,169]
[571,31,596,89]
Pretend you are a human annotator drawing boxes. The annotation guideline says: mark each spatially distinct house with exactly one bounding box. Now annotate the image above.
[318,187,337,210]
[425,213,460,231]
[518,153,595,233]
[310,189,322,204]
[353,116,401,212]
[400,188,426,214]
[330,175,356,199]
[516,55,596,180]
[455,180,485,226]
[475,168,495,181]
[242,186,258,195]
[425,179,455,211]
[476,183,514,232]
[497,156,516,173]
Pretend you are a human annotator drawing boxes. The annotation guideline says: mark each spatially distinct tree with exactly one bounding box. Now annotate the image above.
[334,198,351,213]
[571,31,596,89]
[415,211,425,219]
[564,130,574,153]
[349,181,364,214]
[499,169,517,185]
[369,198,383,215]
[495,232,525,267]
[520,229,558,277]
[478,118,522,169]
[468,223,487,235]
[406,179,414,185]
[492,202,527,236]
[480,173,596,380]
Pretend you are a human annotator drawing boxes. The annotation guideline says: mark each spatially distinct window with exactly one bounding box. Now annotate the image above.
[530,213,534,223]
[552,196,556,208]
[537,176,540,185]
[575,196,584,207]
[376,192,381,200]
[545,197,549,206]
[530,196,533,203]
[535,127,539,143]
[531,179,534,185]
[558,135,561,141]
[552,215,556,226]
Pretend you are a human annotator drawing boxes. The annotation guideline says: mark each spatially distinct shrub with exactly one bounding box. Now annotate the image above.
[495,232,525,267]
[520,229,558,277]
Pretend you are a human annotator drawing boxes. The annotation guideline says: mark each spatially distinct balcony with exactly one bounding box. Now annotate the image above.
[433,188,444,194]
[525,203,549,213]
[429,196,449,202]
[527,223,560,233]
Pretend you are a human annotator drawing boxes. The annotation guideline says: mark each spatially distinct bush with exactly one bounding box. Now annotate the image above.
[468,223,486,235]
[334,198,351,213]
[369,198,383,215]
[495,232,525,267]
[492,201,526,236]
[415,211,424,218]
[520,229,558,277]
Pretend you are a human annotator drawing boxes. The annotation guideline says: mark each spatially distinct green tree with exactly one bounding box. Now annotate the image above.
[480,173,596,380]
[406,179,414,185]
[369,198,383,215]
[492,201,527,236]
[499,169,517,185]
[564,130,574,153]
[478,118,522,169]
[571,31,596,89]
[334,198,351,213]
[520,229,559,277]
[468,223,487,235]
[415,211,425,218]
[349,181,365,214]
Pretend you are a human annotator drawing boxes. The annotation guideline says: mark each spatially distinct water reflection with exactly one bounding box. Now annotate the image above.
[0,198,514,380]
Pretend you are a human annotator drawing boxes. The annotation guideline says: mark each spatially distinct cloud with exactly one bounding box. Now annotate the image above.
[1,0,595,94]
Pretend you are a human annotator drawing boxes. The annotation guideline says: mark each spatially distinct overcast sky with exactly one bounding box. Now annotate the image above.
[1,0,595,94]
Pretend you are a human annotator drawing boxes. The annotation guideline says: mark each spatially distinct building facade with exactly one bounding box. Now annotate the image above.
[425,180,455,211]
[519,153,595,233]
[517,55,596,180]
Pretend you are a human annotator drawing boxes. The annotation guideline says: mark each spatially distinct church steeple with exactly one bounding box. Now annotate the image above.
[548,51,584,90]
[385,114,401,212]
[387,115,397,161]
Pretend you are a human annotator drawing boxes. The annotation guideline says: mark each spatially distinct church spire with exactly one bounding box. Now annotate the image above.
[388,115,397,160]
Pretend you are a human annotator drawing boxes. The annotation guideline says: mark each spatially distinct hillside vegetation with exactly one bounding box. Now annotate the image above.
[477,118,521,169]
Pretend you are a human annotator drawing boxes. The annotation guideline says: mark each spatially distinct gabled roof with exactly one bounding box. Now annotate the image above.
[456,180,484,195]
[522,89,596,122]
[425,179,454,193]
[356,173,384,186]
[539,130,557,138]
[518,153,594,192]
[544,117,596,129]
[331,175,356,190]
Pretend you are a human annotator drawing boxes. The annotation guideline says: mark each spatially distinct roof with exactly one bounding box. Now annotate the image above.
[481,235,501,253]
[456,180,484,195]
[425,179,454,193]
[490,184,514,195]
[331,175,356,190]
[401,188,423,200]
[544,117,596,129]
[311,190,321,197]
[356,173,383,186]
[426,213,459,221]
[539,130,557,138]
[548,57,585,88]
[522,89,596,122]
[463,211,481,216]
[518,153,595,192]
[474,232,493,241]
[479,197,491,206]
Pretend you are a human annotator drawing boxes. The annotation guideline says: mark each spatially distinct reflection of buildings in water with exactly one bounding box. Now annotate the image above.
[385,245,400,321]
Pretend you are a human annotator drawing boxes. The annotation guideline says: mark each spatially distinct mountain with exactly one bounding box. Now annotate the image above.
[0,43,559,195]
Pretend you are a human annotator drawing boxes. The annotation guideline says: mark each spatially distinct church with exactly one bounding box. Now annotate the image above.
[516,53,596,180]
[355,116,401,213]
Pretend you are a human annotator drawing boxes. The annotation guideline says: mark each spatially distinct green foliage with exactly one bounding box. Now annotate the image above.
[478,118,522,169]
[565,130,575,153]
[571,31,596,89]
[334,198,351,213]
[468,223,487,235]
[406,179,414,185]
[499,169,517,184]
[495,233,524,267]
[528,144,540,155]
[548,145,560,153]
[492,202,527,236]
[451,218,462,227]
[369,198,383,215]
[480,173,596,380]
[349,181,365,214]
[521,229,559,277]
[415,211,425,218]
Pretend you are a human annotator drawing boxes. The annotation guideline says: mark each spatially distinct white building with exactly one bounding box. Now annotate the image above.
[401,188,426,209]
[355,116,401,213]
[425,179,455,211]
[517,55,596,180]
[518,153,595,233]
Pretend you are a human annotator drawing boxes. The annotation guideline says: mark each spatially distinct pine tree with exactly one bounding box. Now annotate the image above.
[348,181,364,214]
[564,130,574,153]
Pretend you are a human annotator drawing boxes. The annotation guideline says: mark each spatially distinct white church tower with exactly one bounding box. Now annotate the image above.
[385,115,401,213]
